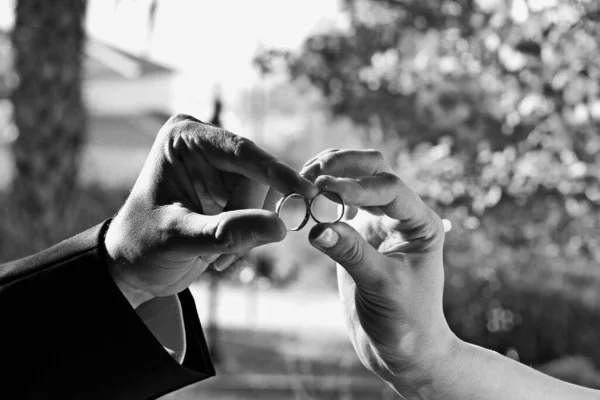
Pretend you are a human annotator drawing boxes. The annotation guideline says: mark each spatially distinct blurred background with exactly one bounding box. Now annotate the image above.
[2,0,600,398]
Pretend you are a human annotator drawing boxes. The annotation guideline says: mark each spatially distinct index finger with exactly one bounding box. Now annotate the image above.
[175,120,318,199]
[306,148,442,231]
[315,173,430,223]
[300,148,392,181]
[230,139,318,198]
[315,173,444,249]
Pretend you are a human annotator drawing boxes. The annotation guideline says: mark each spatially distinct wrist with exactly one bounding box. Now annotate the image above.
[383,329,464,399]
[104,215,154,309]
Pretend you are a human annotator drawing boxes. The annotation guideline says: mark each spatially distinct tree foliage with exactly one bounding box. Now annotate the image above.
[256,0,600,366]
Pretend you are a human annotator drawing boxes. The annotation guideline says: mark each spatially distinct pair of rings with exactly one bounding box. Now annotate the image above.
[275,191,345,231]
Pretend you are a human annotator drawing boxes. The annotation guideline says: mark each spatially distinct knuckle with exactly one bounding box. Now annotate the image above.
[161,115,201,143]
[158,214,181,245]
[165,113,220,140]
[319,151,342,173]
[263,158,284,181]
[217,230,236,253]
[232,137,256,159]
[320,152,336,167]
[378,172,404,194]
[165,113,201,130]
[338,239,365,267]
[424,209,445,247]
[434,214,446,242]
[198,214,236,252]
[366,148,390,171]
[212,224,236,253]
[178,120,201,135]
[168,113,194,123]
[174,120,240,154]
[381,171,401,186]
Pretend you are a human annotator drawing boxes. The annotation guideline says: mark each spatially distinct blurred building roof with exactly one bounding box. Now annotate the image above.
[84,38,174,80]
[0,29,174,84]
[0,28,176,189]
[87,113,165,148]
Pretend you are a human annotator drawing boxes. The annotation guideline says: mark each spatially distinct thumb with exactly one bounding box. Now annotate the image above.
[177,208,286,255]
[309,222,388,287]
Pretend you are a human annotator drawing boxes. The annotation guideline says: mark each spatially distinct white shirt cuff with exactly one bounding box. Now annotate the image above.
[135,295,187,364]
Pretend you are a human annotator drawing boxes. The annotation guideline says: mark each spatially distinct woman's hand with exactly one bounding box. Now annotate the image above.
[105,114,317,307]
[301,149,456,396]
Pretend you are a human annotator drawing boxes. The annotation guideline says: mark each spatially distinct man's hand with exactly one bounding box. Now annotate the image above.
[301,149,457,397]
[105,114,317,308]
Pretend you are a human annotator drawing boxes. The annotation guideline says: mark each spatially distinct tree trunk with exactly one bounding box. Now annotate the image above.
[10,0,87,252]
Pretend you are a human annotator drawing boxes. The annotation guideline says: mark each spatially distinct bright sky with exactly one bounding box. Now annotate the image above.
[86,0,341,77]
[1,0,343,125]
[97,0,342,121]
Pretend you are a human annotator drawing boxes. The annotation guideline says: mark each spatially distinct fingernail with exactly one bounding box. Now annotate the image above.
[300,172,315,182]
[300,164,320,180]
[313,228,339,249]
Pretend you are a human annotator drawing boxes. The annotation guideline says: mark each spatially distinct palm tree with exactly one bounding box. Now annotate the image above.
[9,0,87,253]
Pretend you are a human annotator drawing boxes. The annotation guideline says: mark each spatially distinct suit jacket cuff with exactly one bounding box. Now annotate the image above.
[0,220,215,400]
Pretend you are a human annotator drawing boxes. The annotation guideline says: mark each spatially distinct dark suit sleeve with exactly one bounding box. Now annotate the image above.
[0,220,215,400]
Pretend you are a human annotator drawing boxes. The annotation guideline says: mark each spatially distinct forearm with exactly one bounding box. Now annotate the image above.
[388,339,599,400]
